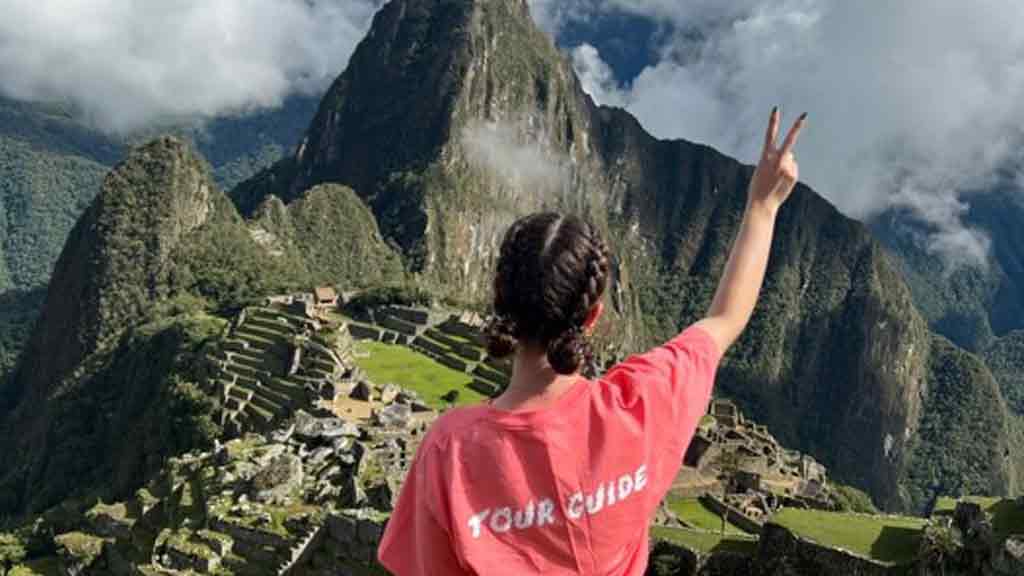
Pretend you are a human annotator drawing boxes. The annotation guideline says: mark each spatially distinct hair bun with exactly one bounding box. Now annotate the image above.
[546,329,585,375]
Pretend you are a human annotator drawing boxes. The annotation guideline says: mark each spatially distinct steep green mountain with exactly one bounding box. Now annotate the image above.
[901,337,1020,508]
[0,138,311,515]
[0,95,319,387]
[985,331,1024,416]
[872,192,1024,457]
[250,184,405,289]
[229,0,1020,511]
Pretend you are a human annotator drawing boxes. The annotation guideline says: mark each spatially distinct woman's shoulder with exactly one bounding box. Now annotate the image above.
[418,403,491,451]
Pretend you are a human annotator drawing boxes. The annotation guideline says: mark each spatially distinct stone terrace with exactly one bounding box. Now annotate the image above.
[209,304,357,438]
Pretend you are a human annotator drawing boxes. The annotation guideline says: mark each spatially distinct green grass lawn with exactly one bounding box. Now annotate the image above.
[651,526,758,555]
[933,497,1024,539]
[933,496,1002,514]
[771,509,927,565]
[354,341,487,408]
[666,495,747,534]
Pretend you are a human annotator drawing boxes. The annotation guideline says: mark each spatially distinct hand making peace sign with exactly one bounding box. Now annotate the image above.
[748,107,806,211]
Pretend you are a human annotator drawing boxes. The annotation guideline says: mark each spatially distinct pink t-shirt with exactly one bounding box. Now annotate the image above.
[378,326,722,575]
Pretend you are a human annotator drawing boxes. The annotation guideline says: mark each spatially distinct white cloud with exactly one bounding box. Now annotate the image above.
[0,0,384,133]
[461,119,570,198]
[570,44,626,107]
[564,0,1024,267]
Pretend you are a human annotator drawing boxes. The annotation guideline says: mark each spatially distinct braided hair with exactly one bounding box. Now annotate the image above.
[485,213,611,375]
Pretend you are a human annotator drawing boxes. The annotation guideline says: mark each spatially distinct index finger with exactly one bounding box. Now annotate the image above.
[780,112,807,156]
[764,106,780,151]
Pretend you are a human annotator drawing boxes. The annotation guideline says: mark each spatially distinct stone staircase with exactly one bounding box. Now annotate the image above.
[276,522,325,575]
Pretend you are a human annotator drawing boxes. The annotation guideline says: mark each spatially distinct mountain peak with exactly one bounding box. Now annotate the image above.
[9,136,218,405]
[231,0,592,267]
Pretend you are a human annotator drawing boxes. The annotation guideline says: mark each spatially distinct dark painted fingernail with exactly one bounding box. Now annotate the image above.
[799,112,808,121]
[772,106,778,115]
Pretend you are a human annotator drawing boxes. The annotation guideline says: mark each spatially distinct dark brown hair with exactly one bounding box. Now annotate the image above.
[486,212,611,375]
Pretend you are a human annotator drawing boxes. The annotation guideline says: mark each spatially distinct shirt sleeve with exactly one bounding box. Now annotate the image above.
[599,325,723,496]
[377,439,466,575]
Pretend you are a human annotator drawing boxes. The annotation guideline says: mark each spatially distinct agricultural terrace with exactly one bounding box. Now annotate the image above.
[354,341,487,409]
[771,508,927,565]
[666,495,748,535]
[650,526,758,555]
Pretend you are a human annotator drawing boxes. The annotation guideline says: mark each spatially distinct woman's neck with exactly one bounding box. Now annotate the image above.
[491,346,580,412]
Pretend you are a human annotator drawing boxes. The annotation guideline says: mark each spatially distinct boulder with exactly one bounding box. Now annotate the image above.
[269,423,295,444]
[250,454,304,503]
[374,403,413,429]
[380,383,401,405]
[365,475,401,512]
[337,475,368,509]
[293,410,361,443]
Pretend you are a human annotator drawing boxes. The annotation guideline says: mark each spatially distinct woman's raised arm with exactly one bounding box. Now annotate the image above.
[695,107,807,353]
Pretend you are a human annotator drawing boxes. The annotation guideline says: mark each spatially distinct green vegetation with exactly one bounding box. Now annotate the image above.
[0,288,44,391]
[0,136,108,291]
[345,285,433,317]
[354,341,485,408]
[666,496,746,535]
[932,495,1002,514]
[901,337,1014,512]
[772,508,927,565]
[0,532,27,572]
[253,185,405,290]
[0,312,225,516]
[650,526,758,555]
[832,483,880,514]
[985,331,1024,417]
[7,557,60,576]
[0,95,317,389]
